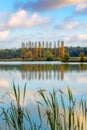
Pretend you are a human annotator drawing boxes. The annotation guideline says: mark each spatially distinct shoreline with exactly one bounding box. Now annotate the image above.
[0,58,87,63]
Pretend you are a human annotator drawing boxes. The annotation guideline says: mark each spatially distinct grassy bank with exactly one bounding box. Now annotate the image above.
[69,57,87,62]
[0,57,87,62]
[0,58,25,62]
[0,83,87,130]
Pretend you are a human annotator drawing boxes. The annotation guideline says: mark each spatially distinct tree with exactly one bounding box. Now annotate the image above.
[25,51,33,60]
[34,48,38,60]
[60,41,65,58]
[63,52,70,62]
[80,52,84,62]
[44,50,54,61]
[21,48,27,59]
[38,41,42,59]
[42,41,44,58]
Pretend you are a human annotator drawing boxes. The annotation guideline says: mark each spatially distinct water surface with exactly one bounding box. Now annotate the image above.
[0,62,87,129]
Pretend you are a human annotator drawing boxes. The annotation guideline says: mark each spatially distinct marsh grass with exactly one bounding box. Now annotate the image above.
[2,82,26,130]
[1,84,87,130]
[37,88,87,130]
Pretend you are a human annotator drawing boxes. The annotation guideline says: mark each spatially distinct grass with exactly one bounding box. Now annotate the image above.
[69,57,87,62]
[37,88,87,130]
[0,57,87,62]
[0,84,87,130]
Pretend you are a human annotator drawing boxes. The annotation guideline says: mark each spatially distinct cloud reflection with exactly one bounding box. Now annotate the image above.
[0,78,9,88]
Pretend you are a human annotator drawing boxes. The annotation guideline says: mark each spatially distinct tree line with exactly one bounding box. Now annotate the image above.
[0,45,87,61]
[65,46,87,57]
[21,41,64,60]
[0,48,21,59]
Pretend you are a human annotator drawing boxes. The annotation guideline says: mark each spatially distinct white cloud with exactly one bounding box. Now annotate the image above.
[55,21,80,30]
[78,34,87,41]
[7,10,50,28]
[75,3,87,14]
[59,34,87,46]
[0,30,10,41]
[0,10,50,31]
[65,22,80,30]
[7,10,28,28]
[0,10,50,43]
[63,34,87,42]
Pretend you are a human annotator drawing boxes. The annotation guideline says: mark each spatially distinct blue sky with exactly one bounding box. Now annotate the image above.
[0,0,87,48]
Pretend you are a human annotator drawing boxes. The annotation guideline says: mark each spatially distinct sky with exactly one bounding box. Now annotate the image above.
[0,0,87,48]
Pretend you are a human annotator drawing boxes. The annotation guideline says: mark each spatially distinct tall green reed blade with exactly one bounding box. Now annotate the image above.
[2,108,12,130]
[23,83,27,103]
[3,82,27,130]
[18,84,20,106]
[13,81,18,103]
[60,93,67,130]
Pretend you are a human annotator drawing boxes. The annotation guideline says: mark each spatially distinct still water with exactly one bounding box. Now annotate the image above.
[0,62,87,97]
[0,61,87,129]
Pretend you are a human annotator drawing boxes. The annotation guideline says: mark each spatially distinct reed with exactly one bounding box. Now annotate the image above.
[1,84,87,130]
[2,82,26,130]
[37,88,87,130]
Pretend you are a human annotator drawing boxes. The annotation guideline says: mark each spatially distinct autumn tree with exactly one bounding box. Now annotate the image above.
[21,42,25,48]
[46,41,48,51]
[32,42,34,56]
[21,42,26,59]
[57,41,60,57]
[60,41,65,58]
[21,48,27,59]
[54,42,56,57]
[49,42,52,52]
[34,42,38,60]
[25,51,33,60]
[26,42,28,50]
[42,41,44,58]
[38,41,42,59]
[29,41,32,50]
[80,52,85,62]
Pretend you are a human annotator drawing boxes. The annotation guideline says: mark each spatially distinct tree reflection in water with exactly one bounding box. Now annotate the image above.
[0,63,87,81]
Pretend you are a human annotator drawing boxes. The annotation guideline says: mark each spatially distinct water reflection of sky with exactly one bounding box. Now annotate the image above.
[0,62,87,104]
[0,62,87,129]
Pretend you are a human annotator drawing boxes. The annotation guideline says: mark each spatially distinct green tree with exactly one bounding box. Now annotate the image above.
[80,52,84,62]
[44,50,54,61]
[25,51,33,60]
[63,52,70,62]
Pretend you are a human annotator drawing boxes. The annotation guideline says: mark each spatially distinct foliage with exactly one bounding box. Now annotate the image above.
[63,52,70,62]
[38,48,42,59]
[21,48,27,59]
[60,42,64,58]
[65,46,87,57]
[34,48,39,60]
[44,50,54,61]
[79,52,85,62]
[2,82,26,130]
[0,48,21,59]
[24,51,33,60]
[37,88,87,130]
[0,46,87,61]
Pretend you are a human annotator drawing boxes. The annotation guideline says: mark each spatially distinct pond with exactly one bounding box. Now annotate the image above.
[0,61,87,129]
